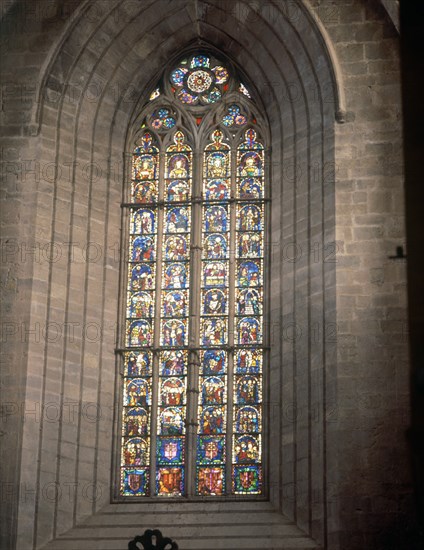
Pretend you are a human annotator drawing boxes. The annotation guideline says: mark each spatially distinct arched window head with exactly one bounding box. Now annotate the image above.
[119,51,268,498]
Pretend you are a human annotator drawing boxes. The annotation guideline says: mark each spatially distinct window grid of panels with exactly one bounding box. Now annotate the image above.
[156,131,192,496]
[120,126,265,497]
[196,130,230,495]
[233,129,264,495]
[121,131,159,495]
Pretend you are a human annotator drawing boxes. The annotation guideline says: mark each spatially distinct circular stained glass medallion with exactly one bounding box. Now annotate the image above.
[212,66,229,84]
[187,70,213,94]
[170,54,234,106]
[171,68,188,86]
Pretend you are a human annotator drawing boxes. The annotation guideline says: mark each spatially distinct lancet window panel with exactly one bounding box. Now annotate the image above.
[118,52,268,498]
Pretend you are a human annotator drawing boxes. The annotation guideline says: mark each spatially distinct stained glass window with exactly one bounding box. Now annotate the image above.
[120,53,267,498]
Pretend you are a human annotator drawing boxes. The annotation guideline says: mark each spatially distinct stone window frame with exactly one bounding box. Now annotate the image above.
[113,48,272,500]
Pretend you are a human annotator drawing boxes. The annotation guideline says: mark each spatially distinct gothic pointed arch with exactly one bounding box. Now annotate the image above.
[7,1,358,548]
[118,51,269,498]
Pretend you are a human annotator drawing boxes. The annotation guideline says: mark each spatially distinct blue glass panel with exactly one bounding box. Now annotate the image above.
[197,436,225,464]
[122,469,149,496]
[202,350,226,375]
[157,437,185,465]
[126,352,151,376]
[233,465,262,494]
[163,263,188,289]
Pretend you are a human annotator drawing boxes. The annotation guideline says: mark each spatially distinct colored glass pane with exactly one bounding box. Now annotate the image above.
[222,104,247,127]
[150,88,160,101]
[121,352,153,495]
[150,107,176,131]
[239,83,251,98]
[170,54,230,106]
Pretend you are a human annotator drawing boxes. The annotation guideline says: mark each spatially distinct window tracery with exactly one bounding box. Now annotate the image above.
[119,52,267,498]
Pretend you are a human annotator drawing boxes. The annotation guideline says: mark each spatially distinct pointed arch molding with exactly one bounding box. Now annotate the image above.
[33,0,346,134]
[19,0,340,548]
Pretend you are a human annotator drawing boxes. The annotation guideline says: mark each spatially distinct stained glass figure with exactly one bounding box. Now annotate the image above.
[121,56,266,498]
[238,204,262,231]
[236,349,262,374]
[133,155,157,180]
[204,234,227,259]
[202,350,226,375]
[233,435,260,463]
[236,288,262,316]
[130,265,154,291]
[161,319,187,346]
[235,406,260,433]
[163,263,188,289]
[162,290,187,317]
[208,152,228,178]
[204,206,228,233]
[126,352,151,377]
[131,209,155,234]
[161,350,187,376]
[122,437,149,466]
[202,289,227,315]
[124,408,149,437]
[161,378,185,406]
[237,318,261,345]
[201,377,225,405]
[199,406,225,435]
[159,407,184,436]
[238,177,262,199]
[165,235,188,260]
[125,379,150,407]
[237,232,262,257]
[235,376,260,404]
[128,320,153,347]
[128,291,154,318]
[204,179,229,200]
[237,260,262,287]
[239,152,262,177]
[166,207,189,233]
[203,261,227,287]
[131,236,155,261]
[134,181,157,203]
[166,179,190,202]
[201,318,227,347]
[168,154,190,178]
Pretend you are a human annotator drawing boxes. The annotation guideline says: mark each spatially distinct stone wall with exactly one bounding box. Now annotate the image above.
[325,1,411,547]
[0,1,411,549]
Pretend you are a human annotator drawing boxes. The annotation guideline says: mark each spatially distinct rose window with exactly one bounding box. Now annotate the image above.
[170,54,230,105]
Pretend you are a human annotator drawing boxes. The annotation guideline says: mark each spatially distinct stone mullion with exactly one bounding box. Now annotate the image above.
[186,150,202,497]
[226,144,237,494]
[150,150,165,496]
